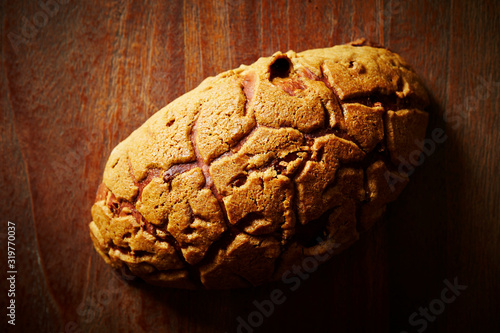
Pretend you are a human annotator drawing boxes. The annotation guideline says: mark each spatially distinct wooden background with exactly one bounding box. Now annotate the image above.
[1,0,499,332]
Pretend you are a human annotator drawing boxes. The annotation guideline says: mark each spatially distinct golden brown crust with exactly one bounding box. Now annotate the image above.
[89,41,429,289]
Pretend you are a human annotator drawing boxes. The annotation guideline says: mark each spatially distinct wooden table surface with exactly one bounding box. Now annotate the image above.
[1,0,499,332]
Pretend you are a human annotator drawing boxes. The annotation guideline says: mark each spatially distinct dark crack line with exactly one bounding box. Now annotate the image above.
[189,120,232,232]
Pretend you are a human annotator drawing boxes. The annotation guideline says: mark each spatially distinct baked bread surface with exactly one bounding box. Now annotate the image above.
[90,40,429,289]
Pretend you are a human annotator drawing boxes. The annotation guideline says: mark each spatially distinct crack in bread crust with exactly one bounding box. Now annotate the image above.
[90,41,429,289]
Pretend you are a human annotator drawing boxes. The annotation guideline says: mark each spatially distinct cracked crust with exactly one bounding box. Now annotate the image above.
[89,40,429,289]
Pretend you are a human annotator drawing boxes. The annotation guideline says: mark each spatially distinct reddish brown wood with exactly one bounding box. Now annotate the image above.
[1,0,498,332]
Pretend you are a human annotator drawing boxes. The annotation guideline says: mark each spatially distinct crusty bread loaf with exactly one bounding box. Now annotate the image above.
[89,40,429,289]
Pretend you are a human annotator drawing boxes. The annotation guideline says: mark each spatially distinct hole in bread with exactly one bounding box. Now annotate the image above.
[314,146,325,162]
[231,174,247,187]
[270,151,301,174]
[133,250,151,257]
[269,56,308,96]
[283,152,299,162]
[269,57,292,80]
[269,160,286,174]
[274,164,286,174]
[182,225,195,235]
[109,201,120,214]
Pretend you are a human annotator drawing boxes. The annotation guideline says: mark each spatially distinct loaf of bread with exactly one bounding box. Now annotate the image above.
[89,40,429,289]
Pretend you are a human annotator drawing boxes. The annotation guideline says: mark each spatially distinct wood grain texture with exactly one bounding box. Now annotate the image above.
[1,0,498,332]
